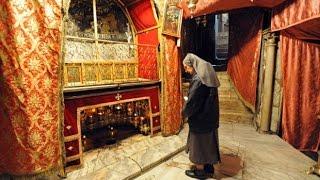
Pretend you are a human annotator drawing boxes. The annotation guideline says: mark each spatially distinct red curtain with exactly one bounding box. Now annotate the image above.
[281,33,320,152]
[179,0,286,18]
[137,29,159,80]
[0,0,62,175]
[127,0,157,31]
[162,36,183,135]
[127,0,159,80]
[271,0,320,36]
[227,8,264,110]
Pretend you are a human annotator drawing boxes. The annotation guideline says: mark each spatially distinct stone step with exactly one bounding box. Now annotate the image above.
[218,78,230,83]
[219,100,250,112]
[219,95,239,102]
[220,111,254,124]
[216,72,230,80]
[219,89,238,98]
[219,82,232,88]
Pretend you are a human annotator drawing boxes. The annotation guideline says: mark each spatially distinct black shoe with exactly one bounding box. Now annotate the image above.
[190,164,214,174]
[185,169,209,179]
[204,164,214,174]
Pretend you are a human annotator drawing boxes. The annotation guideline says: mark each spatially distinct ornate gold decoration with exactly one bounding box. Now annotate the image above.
[64,61,139,87]
[65,63,82,86]
[114,62,126,81]
[83,63,98,84]
[99,62,113,82]
[187,0,198,14]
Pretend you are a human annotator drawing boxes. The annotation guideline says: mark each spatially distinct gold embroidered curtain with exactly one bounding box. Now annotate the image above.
[0,0,63,175]
[161,36,183,135]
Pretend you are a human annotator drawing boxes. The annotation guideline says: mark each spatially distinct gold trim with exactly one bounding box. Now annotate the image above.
[59,3,68,176]
[122,2,138,35]
[148,98,154,136]
[64,61,141,87]
[77,97,151,111]
[127,0,143,7]
[64,134,79,142]
[152,112,160,117]
[136,26,160,35]
[150,0,159,24]
[66,155,81,162]
[160,36,165,135]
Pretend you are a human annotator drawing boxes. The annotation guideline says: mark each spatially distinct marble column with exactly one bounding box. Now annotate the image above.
[259,33,278,133]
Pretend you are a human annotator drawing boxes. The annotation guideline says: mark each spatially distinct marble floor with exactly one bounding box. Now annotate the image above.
[135,122,319,180]
[66,126,188,180]
[66,122,318,180]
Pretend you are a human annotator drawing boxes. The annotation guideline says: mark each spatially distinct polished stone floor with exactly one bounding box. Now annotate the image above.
[136,123,318,180]
[66,126,188,180]
[66,122,318,180]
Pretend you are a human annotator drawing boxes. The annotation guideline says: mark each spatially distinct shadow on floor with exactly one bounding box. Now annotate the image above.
[215,154,243,179]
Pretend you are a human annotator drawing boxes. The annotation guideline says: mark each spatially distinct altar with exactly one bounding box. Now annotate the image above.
[62,0,161,172]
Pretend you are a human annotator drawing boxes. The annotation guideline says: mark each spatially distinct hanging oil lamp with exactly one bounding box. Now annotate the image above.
[106,125,117,144]
[97,107,105,128]
[82,135,87,151]
[187,0,198,17]
[140,123,150,136]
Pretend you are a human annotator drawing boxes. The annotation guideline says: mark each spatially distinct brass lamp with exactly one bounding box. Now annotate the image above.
[187,0,198,15]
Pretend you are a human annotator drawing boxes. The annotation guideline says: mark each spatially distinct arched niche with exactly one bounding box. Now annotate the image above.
[63,0,140,87]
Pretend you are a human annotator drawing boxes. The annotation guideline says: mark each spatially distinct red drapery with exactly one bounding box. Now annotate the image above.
[137,29,159,80]
[162,36,183,135]
[127,0,159,80]
[271,0,320,35]
[270,0,320,151]
[227,8,264,110]
[127,0,157,31]
[280,33,320,152]
[0,0,63,175]
[179,0,286,18]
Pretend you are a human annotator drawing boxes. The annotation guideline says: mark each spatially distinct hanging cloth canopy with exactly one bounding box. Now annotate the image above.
[179,0,286,18]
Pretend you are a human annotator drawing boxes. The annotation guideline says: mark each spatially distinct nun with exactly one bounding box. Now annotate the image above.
[182,53,221,179]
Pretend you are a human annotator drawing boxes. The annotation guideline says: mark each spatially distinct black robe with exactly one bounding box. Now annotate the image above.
[183,74,219,133]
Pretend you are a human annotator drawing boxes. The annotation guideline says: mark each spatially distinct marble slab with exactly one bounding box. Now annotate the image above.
[135,122,318,180]
[66,127,188,180]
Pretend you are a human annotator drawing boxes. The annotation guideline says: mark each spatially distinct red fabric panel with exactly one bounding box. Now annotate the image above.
[127,0,157,31]
[271,0,320,36]
[137,29,159,80]
[281,33,320,152]
[179,0,286,18]
[227,8,264,109]
[0,0,62,175]
[138,29,159,45]
[280,18,320,41]
[162,36,183,135]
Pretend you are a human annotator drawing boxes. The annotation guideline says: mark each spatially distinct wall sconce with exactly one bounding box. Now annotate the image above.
[187,0,198,17]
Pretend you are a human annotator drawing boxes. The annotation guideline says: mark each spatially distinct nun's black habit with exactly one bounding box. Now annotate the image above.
[183,53,221,165]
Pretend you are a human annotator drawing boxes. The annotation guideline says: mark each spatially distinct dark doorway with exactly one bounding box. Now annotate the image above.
[181,13,229,73]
